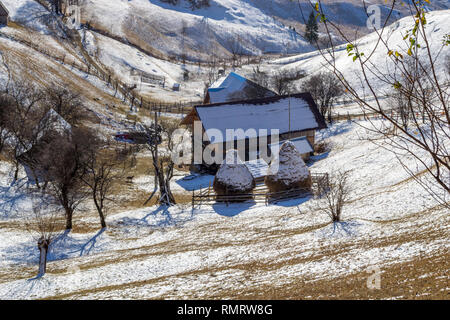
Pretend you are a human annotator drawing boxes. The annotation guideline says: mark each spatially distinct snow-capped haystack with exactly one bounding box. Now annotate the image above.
[265,141,312,192]
[213,150,255,201]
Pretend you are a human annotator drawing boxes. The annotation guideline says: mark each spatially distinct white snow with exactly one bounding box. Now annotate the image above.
[0,0,49,32]
[197,96,320,144]
[267,141,310,183]
[270,136,313,156]
[214,149,254,191]
[245,158,269,181]
[0,119,448,299]
[81,0,314,59]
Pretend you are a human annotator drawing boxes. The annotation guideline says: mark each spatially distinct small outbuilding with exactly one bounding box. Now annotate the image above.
[269,136,313,161]
[0,1,9,26]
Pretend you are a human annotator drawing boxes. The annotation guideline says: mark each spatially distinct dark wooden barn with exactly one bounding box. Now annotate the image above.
[0,1,9,26]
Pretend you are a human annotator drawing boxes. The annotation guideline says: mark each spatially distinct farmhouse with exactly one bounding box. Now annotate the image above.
[0,1,9,26]
[204,72,277,104]
[181,92,326,172]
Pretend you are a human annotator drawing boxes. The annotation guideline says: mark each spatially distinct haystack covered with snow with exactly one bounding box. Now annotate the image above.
[265,141,312,192]
[213,150,255,201]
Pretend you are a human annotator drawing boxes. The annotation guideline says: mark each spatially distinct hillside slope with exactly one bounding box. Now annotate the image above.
[80,0,314,61]
[0,0,152,133]
[0,120,448,299]
[258,9,450,109]
[79,0,450,62]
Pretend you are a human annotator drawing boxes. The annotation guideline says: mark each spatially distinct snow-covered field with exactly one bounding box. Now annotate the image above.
[0,120,448,299]
[0,2,448,300]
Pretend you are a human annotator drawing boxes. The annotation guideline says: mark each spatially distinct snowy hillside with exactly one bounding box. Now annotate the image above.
[80,0,315,60]
[256,9,450,110]
[0,0,161,134]
[0,119,448,299]
[79,0,450,62]
[0,1,448,300]
[1,2,448,105]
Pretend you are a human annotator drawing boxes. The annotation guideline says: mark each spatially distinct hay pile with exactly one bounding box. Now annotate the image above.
[265,141,312,192]
[213,150,255,201]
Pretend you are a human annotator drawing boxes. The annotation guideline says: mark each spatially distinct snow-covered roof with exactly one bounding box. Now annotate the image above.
[0,2,9,15]
[207,72,276,104]
[245,158,269,181]
[196,93,326,144]
[37,109,72,139]
[269,136,313,156]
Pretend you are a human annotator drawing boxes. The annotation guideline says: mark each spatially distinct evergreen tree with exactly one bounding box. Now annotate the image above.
[305,11,319,43]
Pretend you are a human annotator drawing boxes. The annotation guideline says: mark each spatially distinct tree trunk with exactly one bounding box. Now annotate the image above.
[13,160,19,182]
[98,210,106,229]
[38,238,49,276]
[65,207,73,230]
[93,195,106,229]
[61,189,73,230]
[159,174,175,206]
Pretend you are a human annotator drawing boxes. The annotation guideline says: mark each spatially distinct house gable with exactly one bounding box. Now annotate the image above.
[0,1,9,16]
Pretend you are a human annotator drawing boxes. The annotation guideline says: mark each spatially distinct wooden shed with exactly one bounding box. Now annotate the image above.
[0,1,9,26]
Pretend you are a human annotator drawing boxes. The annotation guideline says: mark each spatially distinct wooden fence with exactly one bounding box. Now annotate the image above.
[192,173,329,207]
[0,20,199,116]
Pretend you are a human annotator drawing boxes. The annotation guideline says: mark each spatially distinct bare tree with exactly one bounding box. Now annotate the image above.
[314,171,351,223]
[143,116,183,206]
[271,70,295,95]
[82,141,126,229]
[1,82,46,182]
[44,85,85,126]
[1,52,12,91]
[300,71,343,123]
[25,194,65,277]
[39,128,95,230]
[297,0,449,207]
[228,35,243,68]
